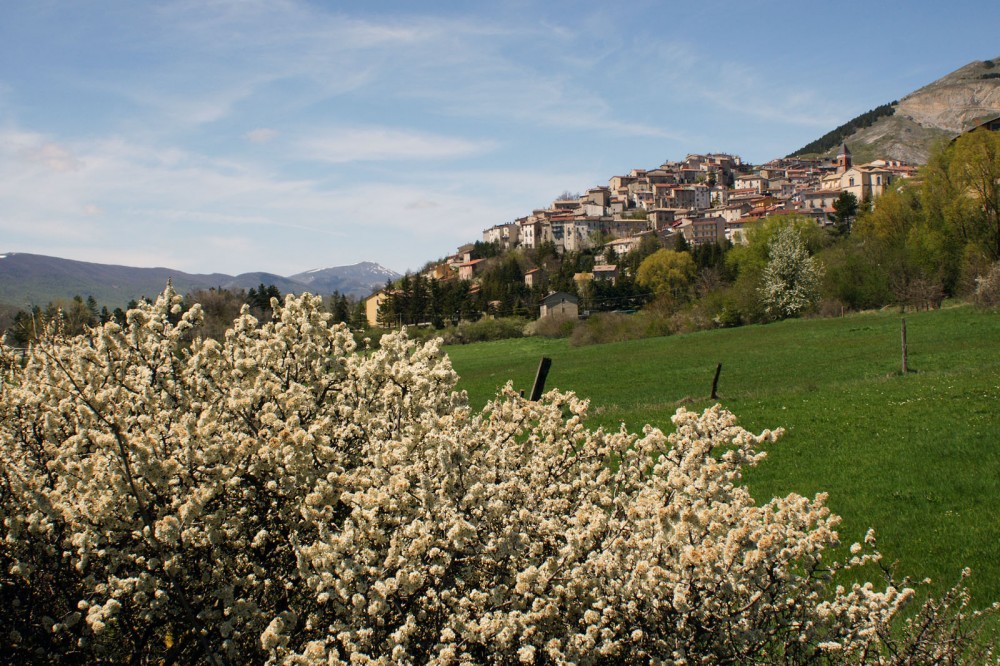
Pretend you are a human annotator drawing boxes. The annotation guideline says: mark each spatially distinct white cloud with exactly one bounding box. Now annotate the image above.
[298,128,496,163]
[642,42,848,129]
[245,127,278,143]
[406,199,440,210]
[19,142,83,172]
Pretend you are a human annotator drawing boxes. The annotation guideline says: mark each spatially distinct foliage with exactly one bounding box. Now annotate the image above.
[328,291,352,325]
[472,240,501,260]
[436,317,526,345]
[619,207,648,220]
[635,249,697,304]
[946,130,1000,260]
[818,238,892,311]
[759,226,824,319]
[4,288,997,663]
[7,295,104,346]
[832,191,860,235]
[691,241,731,273]
[974,261,1000,308]
[246,283,282,320]
[476,254,533,317]
[185,287,248,340]
[529,312,578,339]
[854,176,960,307]
[567,311,671,347]
[379,275,475,328]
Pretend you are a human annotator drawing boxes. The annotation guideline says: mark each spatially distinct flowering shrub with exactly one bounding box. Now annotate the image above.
[974,260,1000,309]
[759,225,824,320]
[1,287,994,664]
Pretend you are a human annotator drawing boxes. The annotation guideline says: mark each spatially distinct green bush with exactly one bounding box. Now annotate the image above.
[361,318,528,347]
[439,317,527,344]
[530,313,578,338]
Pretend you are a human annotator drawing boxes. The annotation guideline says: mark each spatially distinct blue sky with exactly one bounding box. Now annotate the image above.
[1,1,998,276]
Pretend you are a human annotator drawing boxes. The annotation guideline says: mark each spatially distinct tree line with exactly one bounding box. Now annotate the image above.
[2,283,368,346]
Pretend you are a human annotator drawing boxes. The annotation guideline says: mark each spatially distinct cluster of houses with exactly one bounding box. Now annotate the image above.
[479,145,915,259]
[366,145,917,326]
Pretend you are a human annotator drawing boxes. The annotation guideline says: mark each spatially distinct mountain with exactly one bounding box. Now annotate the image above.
[289,262,402,297]
[789,57,1000,164]
[0,252,400,310]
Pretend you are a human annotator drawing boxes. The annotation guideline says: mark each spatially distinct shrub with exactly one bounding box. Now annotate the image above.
[438,317,526,345]
[529,313,578,338]
[973,261,1000,309]
[1,287,995,664]
[569,311,632,346]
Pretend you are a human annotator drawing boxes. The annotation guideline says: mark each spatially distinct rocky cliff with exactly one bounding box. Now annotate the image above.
[804,57,1000,164]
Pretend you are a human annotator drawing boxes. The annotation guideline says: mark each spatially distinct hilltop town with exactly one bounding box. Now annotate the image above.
[366,144,921,327]
[479,146,916,259]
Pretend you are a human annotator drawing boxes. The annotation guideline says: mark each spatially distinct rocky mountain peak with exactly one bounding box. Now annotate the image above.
[896,57,1000,134]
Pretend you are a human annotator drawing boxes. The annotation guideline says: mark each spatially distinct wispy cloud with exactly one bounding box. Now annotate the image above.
[19,141,84,172]
[0,124,504,274]
[643,42,849,129]
[297,128,496,163]
[245,128,278,143]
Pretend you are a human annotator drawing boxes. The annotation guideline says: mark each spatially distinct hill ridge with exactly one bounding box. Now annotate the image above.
[0,252,400,309]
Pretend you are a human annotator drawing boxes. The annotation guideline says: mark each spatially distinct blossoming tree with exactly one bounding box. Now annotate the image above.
[0,287,993,664]
[759,225,824,320]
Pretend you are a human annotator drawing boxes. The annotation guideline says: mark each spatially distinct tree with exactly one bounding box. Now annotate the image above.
[636,249,697,303]
[0,287,994,664]
[832,191,859,235]
[186,287,247,340]
[853,181,962,307]
[673,232,691,253]
[759,225,824,319]
[947,129,1000,260]
[247,283,282,320]
[6,296,100,346]
[330,292,350,325]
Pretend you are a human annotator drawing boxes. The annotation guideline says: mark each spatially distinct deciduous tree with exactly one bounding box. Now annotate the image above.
[636,249,697,303]
[759,225,823,319]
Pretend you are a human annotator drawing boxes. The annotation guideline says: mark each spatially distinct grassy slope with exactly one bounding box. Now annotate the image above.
[444,305,1000,606]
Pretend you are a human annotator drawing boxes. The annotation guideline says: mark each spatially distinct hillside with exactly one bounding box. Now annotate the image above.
[790,57,1000,164]
[0,252,400,310]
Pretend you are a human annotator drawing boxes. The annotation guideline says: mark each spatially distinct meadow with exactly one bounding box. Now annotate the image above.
[444,304,1000,607]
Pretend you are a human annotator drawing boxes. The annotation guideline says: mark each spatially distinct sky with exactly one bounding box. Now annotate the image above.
[1,1,998,277]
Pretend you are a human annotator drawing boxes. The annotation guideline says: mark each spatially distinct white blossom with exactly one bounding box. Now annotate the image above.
[759,225,824,319]
[0,286,994,664]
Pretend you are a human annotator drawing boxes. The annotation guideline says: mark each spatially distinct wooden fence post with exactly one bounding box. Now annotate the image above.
[530,357,552,401]
[710,363,722,400]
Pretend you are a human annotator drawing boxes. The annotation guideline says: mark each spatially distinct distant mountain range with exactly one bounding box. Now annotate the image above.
[790,56,1000,164]
[0,252,400,310]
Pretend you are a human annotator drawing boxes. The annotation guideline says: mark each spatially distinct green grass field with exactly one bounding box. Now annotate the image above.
[444,304,1000,607]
